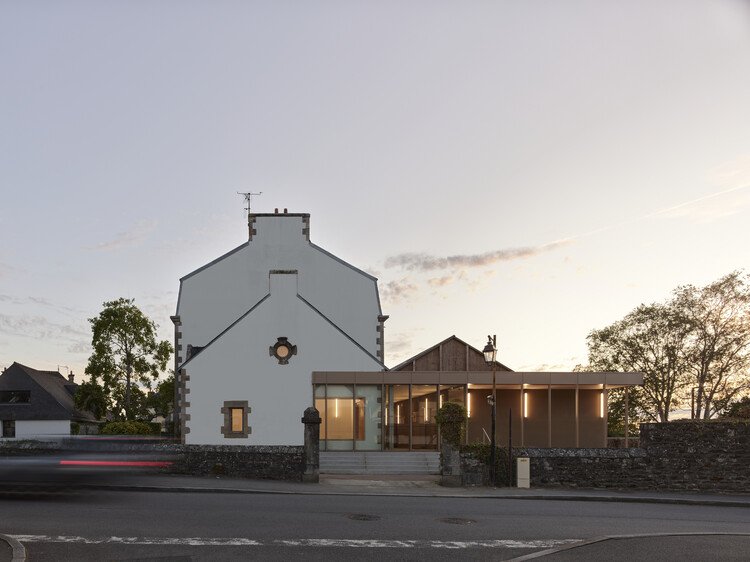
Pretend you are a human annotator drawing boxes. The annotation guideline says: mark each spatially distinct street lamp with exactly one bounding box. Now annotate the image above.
[482,335,497,486]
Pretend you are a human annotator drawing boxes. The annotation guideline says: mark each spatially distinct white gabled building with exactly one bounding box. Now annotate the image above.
[172,210,387,445]
[173,209,643,451]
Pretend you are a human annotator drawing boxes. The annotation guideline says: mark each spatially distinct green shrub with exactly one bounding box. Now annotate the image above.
[100,420,157,435]
[462,442,513,485]
[70,422,80,435]
[435,402,467,447]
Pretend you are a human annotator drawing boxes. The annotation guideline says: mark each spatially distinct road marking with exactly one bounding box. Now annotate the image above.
[276,539,578,549]
[10,536,262,547]
[10,535,577,549]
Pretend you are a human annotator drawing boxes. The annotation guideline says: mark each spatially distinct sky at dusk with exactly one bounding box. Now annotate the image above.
[1,1,749,381]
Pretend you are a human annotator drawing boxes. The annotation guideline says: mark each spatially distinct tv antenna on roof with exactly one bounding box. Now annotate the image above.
[238,192,263,214]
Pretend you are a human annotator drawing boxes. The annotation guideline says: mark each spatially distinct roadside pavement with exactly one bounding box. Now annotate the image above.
[60,472,750,507]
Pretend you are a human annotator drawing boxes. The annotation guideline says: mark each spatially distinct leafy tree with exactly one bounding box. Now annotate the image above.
[111,383,151,421]
[74,379,109,420]
[85,298,173,420]
[673,271,750,419]
[586,303,691,422]
[585,271,750,423]
[720,396,750,419]
[604,387,644,437]
[146,372,175,420]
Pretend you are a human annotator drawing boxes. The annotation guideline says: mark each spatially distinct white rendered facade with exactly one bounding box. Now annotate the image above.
[13,419,70,439]
[174,212,385,445]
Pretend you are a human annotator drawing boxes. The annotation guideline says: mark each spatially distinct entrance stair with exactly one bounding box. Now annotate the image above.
[320,451,440,475]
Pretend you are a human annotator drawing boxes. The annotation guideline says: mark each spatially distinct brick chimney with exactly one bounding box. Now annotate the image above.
[68,372,75,383]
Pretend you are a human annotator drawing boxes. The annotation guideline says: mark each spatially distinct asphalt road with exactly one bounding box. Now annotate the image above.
[2,490,749,560]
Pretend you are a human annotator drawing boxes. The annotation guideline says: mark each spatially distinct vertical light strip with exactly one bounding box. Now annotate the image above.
[424,398,428,422]
[600,391,605,418]
[523,391,529,418]
[467,392,471,418]
[396,404,401,425]
[335,398,339,418]
[439,394,443,408]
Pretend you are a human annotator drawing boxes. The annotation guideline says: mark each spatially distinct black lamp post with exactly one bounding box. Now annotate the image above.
[482,335,497,486]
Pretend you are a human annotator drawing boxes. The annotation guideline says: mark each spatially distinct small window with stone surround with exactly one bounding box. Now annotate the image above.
[221,400,251,438]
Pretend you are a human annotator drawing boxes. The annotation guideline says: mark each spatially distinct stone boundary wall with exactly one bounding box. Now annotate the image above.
[448,421,750,493]
[0,440,306,482]
[173,445,303,481]
[1,408,323,483]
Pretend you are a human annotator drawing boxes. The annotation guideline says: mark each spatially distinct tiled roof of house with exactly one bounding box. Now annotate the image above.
[0,362,98,422]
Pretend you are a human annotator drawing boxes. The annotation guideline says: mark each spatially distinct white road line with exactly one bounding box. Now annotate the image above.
[9,536,262,546]
[9,535,578,549]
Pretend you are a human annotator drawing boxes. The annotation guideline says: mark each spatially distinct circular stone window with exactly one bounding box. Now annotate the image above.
[270,337,297,365]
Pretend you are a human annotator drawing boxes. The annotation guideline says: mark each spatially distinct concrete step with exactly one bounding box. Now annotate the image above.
[320,451,440,475]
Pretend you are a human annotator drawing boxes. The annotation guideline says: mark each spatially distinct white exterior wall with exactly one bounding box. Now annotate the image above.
[298,246,381,353]
[14,419,70,438]
[184,272,382,445]
[177,215,380,357]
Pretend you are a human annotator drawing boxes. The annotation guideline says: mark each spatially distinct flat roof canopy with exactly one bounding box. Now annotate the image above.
[312,371,643,389]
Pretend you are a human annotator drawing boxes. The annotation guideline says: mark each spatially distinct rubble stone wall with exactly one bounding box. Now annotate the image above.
[448,421,750,492]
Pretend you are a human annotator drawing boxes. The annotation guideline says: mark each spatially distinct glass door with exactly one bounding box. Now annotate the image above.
[354,385,382,451]
[411,385,439,449]
[324,384,354,451]
[383,384,410,450]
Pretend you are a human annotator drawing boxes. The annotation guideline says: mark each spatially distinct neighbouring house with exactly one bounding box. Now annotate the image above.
[0,362,99,438]
[173,209,386,445]
[174,209,643,449]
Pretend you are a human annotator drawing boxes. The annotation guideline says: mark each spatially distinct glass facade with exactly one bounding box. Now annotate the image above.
[314,377,623,450]
[317,383,447,451]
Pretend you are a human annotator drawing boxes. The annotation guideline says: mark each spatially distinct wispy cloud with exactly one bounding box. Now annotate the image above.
[379,163,750,308]
[646,184,750,224]
[89,219,158,252]
[0,294,82,315]
[385,335,413,357]
[380,278,419,304]
[0,262,16,279]
[67,341,91,354]
[427,276,454,287]
[384,239,572,272]
[0,313,89,342]
[710,154,750,188]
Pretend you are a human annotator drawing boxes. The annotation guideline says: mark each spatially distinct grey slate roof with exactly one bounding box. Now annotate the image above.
[0,362,98,423]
